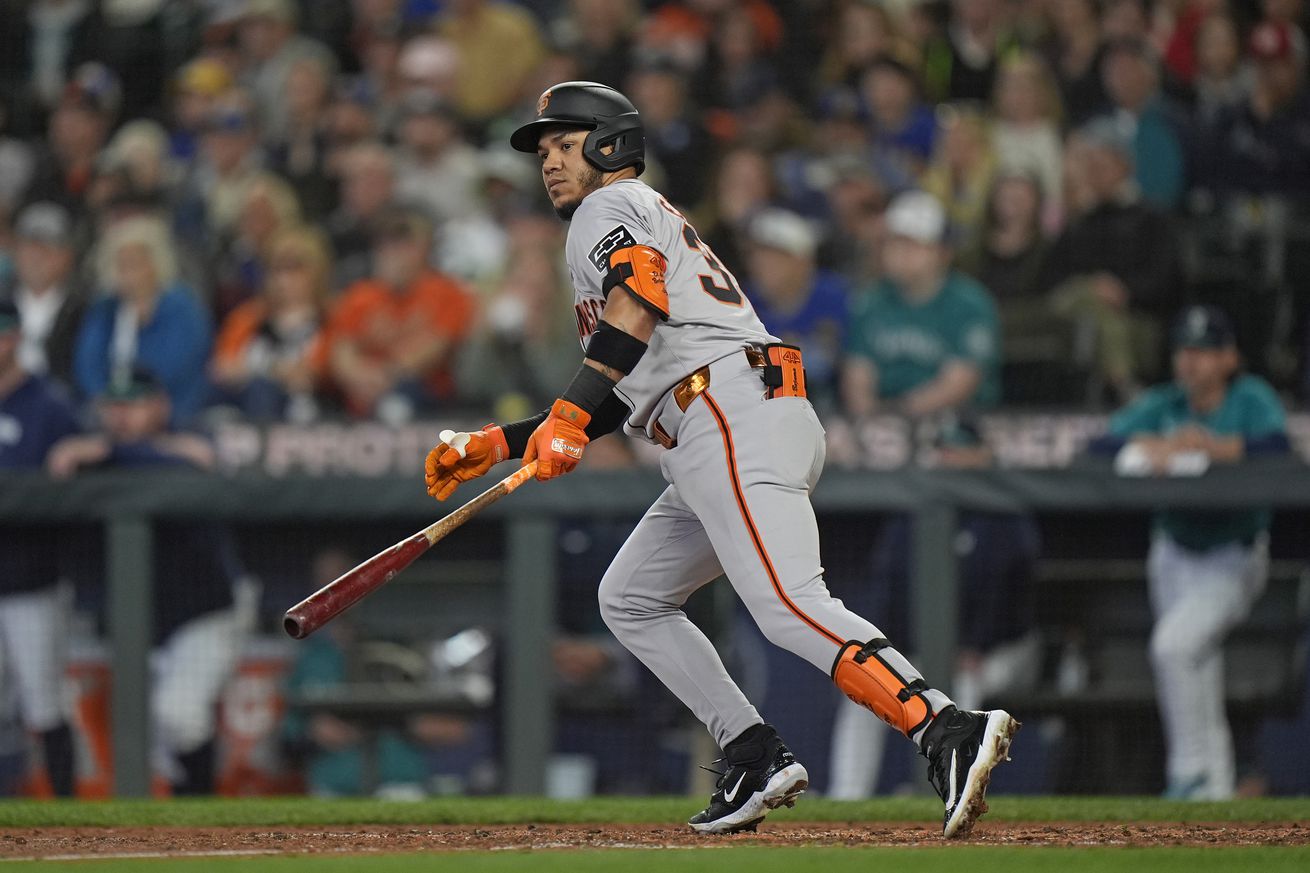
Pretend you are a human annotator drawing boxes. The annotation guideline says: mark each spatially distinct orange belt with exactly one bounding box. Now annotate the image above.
[653,347,772,449]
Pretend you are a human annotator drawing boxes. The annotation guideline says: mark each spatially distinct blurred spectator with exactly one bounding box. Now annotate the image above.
[1189,14,1253,125]
[989,53,1064,226]
[1100,0,1153,43]
[167,58,236,163]
[236,0,336,139]
[820,160,888,286]
[73,216,213,424]
[180,93,267,241]
[562,0,640,88]
[842,190,1001,418]
[828,418,1040,798]
[322,206,475,422]
[1041,119,1183,400]
[434,151,522,284]
[921,102,997,255]
[268,56,338,221]
[0,202,85,386]
[352,23,407,131]
[210,172,302,321]
[695,1,779,114]
[638,0,783,76]
[327,141,396,289]
[91,0,172,123]
[1089,305,1289,799]
[457,235,583,422]
[0,300,78,797]
[434,0,546,127]
[1042,0,1110,126]
[958,170,1050,304]
[0,0,99,134]
[211,225,330,423]
[395,35,459,108]
[0,98,36,222]
[322,77,381,175]
[1100,37,1187,209]
[93,121,176,213]
[698,145,777,278]
[922,0,1019,103]
[742,209,848,409]
[392,91,483,228]
[46,367,246,795]
[859,56,937,189]
[23,63,120,213]
[627,59,713,209]
[1194,20,1310,198]
[819,0,903,89]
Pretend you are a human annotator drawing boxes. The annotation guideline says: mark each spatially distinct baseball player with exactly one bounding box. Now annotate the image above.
[1091,305,1288,800]
[0,300,79,796]
[46,367,245,794]
[425,82,1018,836]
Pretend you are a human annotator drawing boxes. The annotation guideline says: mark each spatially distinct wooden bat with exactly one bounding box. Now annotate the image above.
[283,461,539,640]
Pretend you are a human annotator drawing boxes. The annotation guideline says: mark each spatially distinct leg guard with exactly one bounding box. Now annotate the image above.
[831,638,935,739]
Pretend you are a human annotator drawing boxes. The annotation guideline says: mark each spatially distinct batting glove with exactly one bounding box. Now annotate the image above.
[523,399,590,481]
[425,425,510,501]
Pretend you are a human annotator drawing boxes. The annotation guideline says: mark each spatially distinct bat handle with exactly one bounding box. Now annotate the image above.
[503,460,538,494]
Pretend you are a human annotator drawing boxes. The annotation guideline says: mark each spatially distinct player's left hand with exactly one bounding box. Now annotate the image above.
[425,425,509,501]
[523,399,591,481]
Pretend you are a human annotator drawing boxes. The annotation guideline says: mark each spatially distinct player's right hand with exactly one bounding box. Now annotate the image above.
[425,425,510,501]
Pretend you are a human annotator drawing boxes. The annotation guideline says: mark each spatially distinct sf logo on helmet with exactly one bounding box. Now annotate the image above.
[536,89,552,117]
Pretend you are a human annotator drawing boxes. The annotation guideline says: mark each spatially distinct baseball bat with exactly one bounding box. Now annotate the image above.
[283,461,539,640]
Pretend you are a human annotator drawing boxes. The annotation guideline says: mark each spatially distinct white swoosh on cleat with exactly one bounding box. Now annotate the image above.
[722,772,747,803]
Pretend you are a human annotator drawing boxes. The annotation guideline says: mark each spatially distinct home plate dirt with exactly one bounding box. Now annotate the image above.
[1,822,1307,859]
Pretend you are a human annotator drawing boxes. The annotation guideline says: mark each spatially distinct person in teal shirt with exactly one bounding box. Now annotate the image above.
[1091,304,1290,801]
[842,191,1001,419]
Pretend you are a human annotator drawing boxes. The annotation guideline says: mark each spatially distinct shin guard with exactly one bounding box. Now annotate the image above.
[831,638,935,738]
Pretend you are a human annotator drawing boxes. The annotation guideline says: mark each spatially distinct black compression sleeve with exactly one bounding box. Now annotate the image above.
[500,409,549,459]
[561,362,618,414]
[498,392,629,458]
[585,322,648,374]
[586,392,630,439]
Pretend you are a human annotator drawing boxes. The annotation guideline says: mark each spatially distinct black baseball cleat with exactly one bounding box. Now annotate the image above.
[922,707,1020,839]
[688,723,809,834]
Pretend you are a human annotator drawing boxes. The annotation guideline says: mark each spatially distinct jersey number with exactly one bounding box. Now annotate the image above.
[658,195,744,307]
[682,225,743,305]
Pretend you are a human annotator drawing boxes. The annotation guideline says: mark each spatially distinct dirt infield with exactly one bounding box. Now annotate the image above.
[1,821,1306,859]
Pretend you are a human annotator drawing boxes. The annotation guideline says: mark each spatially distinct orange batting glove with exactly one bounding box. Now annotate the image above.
[523,399,590,481]
[425,425,510,501]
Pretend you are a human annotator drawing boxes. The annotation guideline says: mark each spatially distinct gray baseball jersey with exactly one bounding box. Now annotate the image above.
[564,179,776,440]
[565,179,953,752]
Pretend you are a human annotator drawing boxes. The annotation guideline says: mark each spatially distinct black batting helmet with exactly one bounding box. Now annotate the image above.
[509,81,645,175]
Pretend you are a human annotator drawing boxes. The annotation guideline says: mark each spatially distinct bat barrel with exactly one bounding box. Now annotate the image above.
[282,533,431,639]
[283,611,310,640]
[283,462,539,640]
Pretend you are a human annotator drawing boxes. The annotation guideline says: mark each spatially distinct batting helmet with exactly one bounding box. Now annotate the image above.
[509,81,645,175]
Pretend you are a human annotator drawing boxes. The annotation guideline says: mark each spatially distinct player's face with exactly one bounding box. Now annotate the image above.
[537,128,602,220]
[100,396,168,442]
[1174,346,1237,392]
[882,235,946,290]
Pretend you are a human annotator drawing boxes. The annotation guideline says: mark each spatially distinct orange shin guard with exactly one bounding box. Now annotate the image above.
[831,638,933,738]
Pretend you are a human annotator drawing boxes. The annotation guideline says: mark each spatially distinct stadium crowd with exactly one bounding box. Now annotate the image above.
[1,0,1309,801]
[0,0,1307,431]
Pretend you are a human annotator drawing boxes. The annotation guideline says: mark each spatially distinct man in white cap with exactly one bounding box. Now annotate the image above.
[842,190,1000,419]
[0,201,85,387]
[743,209,849,409]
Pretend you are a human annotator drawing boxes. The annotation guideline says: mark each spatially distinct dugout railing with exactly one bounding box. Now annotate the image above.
[2,457,1309,797]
